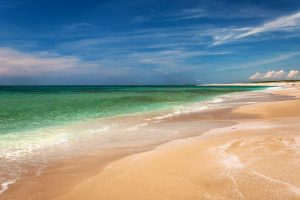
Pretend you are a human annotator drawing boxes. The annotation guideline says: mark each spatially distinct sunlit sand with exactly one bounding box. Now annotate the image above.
[1,83,299,200]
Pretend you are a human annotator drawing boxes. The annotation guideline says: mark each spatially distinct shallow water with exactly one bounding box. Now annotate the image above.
[0,85,267,135]
[0,85,268,194]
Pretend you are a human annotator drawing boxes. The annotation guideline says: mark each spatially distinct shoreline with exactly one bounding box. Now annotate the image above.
[0,86,270,189]
[53,83,299,200]
[1,84,299,199]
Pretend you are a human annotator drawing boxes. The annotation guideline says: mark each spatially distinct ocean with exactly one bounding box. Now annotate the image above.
[0,85,268,193]
[0,85,267,135]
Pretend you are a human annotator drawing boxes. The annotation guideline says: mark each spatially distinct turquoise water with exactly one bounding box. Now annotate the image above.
[0,85,269,189]
[0,85,267,135]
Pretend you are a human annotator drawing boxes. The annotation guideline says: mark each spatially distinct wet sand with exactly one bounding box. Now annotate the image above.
[2,83,300,200]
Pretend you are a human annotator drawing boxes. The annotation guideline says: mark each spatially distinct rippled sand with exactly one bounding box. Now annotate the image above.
[2,83,300,200]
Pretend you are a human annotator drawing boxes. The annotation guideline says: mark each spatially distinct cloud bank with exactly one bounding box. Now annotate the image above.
[287,70,299,78]
[249,69,299,81]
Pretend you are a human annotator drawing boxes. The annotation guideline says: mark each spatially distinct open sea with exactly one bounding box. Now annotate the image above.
[0,85,268,193]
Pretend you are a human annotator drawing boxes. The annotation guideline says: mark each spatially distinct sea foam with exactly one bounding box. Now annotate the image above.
[0,179,16,194]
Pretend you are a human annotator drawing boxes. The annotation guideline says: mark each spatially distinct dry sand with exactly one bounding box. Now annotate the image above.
[2,83,300,200]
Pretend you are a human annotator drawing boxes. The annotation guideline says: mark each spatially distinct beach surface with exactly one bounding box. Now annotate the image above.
[1,83,300,200]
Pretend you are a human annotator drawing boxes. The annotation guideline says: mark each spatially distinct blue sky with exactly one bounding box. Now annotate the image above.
[0,0,300,84]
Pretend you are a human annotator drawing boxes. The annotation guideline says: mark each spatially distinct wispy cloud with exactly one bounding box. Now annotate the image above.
[61,23,93,32]
[213,11,300,45]
[1,47,202,79]
[164,2,280,22]
[132,16,151,23]
[0,47,132,76]
[0,47,150,85]
[0,48,82,76]
[132,49,230,64]
[216,52,300,72]
[165,8,207,21]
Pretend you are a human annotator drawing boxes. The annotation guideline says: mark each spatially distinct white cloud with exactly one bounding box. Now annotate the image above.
[213,11,300,45]
[287,70,299,78]
[249,69,299,81]
[249,72,263,80]
[265,70,286,79]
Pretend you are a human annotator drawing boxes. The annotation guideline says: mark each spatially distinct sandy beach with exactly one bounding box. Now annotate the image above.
[1,0,300,199]
[1,83,300,200]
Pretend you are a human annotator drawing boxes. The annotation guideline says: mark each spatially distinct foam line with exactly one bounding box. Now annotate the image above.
[0,179,16,194]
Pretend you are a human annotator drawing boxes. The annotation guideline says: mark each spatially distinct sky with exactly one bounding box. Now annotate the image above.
[0,0,300,85]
